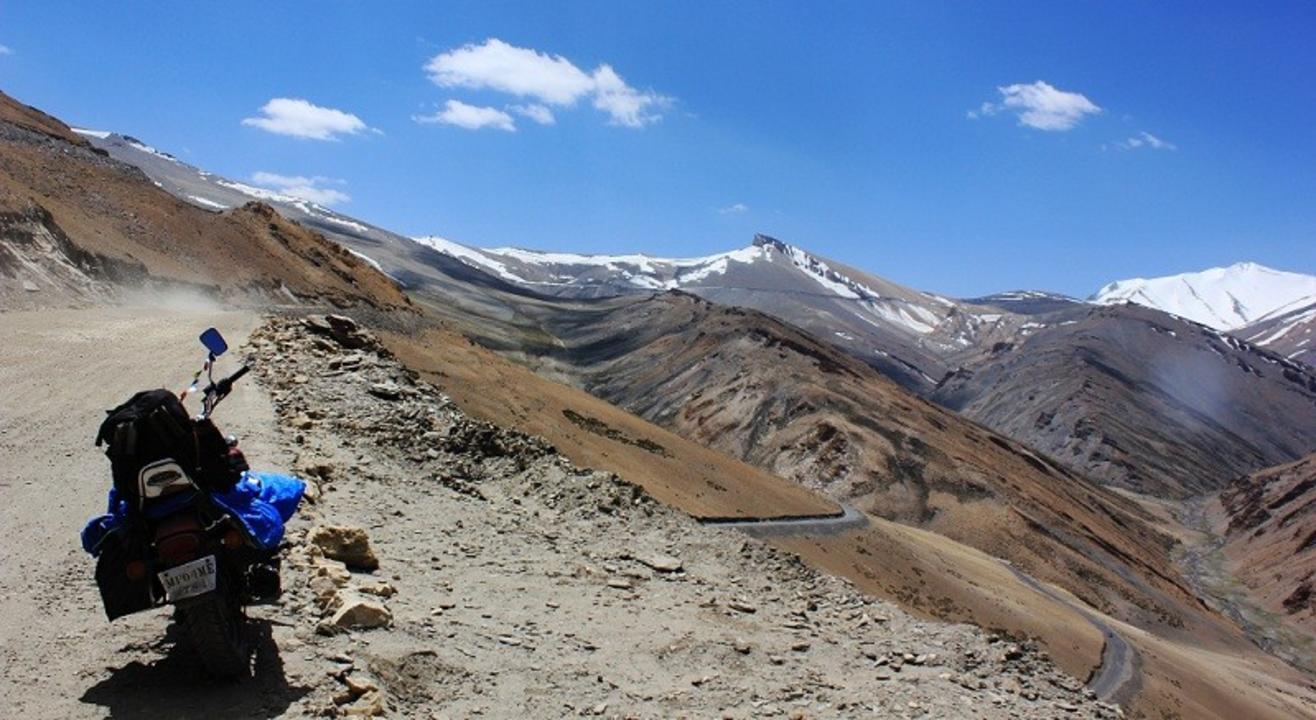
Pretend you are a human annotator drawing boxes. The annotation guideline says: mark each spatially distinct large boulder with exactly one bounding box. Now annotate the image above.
[308,525,380,571]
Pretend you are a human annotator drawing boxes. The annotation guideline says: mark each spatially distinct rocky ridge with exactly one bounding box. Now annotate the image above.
[248,314,1112,718]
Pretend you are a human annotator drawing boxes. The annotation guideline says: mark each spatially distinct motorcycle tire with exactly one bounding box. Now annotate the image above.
[178,588,251,679]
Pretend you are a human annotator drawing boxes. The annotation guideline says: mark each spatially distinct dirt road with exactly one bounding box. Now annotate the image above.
[0,305,309,718]
[1001,562,1141,706]
[700,504,869,538]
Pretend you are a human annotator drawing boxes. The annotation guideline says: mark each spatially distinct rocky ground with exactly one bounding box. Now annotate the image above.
[245,314,1115,719]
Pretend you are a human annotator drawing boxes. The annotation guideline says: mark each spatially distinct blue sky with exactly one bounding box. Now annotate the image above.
[2,1,1313,297]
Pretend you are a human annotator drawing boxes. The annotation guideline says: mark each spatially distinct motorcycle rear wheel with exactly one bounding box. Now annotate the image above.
[177,589,251,679]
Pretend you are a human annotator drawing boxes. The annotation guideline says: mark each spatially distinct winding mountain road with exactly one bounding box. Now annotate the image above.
[699,504,869,538]
[702,504,1140,707]
[1002,563,1141,705]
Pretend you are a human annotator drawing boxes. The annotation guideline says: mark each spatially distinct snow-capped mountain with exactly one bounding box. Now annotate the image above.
[420,233,1025,389]
[412,236,771,296]
[1091,262,1316,331]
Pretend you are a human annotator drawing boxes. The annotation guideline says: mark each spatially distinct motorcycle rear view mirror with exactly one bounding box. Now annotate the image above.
[199,328,228,358]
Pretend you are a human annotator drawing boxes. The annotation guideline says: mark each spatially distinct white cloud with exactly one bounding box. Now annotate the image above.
[971,81,1101,131]
[590,65,669,127]
[423,38,671,128]
[511,103,555,125]
[251,172,350,206]
[719,203,749,215]
[0,44,12,56]
[1118,130,1177,151]
[242,98,369,140]
[426,39,594,105]
[414,99,516,132]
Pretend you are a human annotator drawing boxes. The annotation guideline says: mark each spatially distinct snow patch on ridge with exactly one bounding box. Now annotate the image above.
[187,195,229,210]
[214,179,322,216]
[318,215,371,235]
[412,236,520,282]
[476,244,768,290]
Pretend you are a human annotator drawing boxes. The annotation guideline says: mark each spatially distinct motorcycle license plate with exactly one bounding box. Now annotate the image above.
[157,555,218,602]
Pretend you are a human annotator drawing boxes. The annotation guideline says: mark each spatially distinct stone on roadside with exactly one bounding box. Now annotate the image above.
[368,382,403,401]
[312,558,353,587]
[330,594,392,630]
[308,525,380,570]
[309,574,343,609]
[727,599,757,614]
[340,691,387,717]
[344,675,378,697]
[303,314,375,351]
[359,580,397,598]
[636,553,683,573]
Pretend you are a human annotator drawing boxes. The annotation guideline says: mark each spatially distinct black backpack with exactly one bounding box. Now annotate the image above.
[95,389,242,506]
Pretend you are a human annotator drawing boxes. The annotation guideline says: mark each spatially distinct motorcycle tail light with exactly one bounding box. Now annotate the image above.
[155,514,204,566]
[126,560,147,581]
[222,529,244,550]
[158,533,201,566]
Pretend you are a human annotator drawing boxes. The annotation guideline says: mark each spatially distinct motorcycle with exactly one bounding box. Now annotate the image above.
[82,328,304,679]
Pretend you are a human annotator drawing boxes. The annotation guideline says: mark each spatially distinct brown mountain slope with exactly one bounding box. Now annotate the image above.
[0,89,89,146]
[479,291,1235,639]
[0,92,409,310]
[1217,453,1316,634]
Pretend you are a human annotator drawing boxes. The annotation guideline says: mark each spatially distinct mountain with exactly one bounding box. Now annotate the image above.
[1238,297,1316,364]
[65,127,552,325]
[932,303,1316,497]
[431,234,1018,391]
[0,92,408,311]
[65,126,1316,501]
[423,234,1316,498]
[1092,261,1316,331]
[1217,453,1316,636]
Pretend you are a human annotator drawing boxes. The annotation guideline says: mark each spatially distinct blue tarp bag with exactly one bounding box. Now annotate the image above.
[82,470,305,556]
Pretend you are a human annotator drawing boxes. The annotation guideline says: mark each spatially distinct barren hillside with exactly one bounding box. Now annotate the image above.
[0,92,409,311]
[933,304,1316,497]
[1217,454,1316,634]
